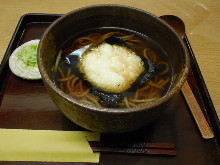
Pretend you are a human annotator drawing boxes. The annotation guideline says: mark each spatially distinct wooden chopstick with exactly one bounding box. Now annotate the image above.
[89,141,174,149]
[89,141,176,156]
[91,146,176,156]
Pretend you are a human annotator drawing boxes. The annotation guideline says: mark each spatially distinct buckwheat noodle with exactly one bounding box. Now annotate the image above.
[55,32,171,108]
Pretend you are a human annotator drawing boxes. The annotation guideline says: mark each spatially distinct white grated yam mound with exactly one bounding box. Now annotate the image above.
[79,43,144,93]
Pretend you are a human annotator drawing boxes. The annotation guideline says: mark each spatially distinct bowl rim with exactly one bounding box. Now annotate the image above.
[38,4,190,114]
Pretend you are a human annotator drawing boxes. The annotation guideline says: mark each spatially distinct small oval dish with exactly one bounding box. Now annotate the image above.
[9,39,41,80]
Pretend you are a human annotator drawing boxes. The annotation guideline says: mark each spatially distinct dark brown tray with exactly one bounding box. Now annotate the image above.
[0,13,220,165]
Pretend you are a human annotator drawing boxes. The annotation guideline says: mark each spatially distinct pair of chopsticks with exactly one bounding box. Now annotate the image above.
[89,141,176,156]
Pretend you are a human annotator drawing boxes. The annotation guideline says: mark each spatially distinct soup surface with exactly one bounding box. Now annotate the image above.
[52,28,173,109]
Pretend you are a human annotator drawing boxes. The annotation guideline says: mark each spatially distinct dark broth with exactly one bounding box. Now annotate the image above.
[52,28,173,109]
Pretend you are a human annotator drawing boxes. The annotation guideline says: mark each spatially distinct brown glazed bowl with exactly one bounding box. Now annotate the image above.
[38,4,189,133]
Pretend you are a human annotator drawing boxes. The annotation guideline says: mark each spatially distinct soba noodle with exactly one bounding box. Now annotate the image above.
[54,32,171,108]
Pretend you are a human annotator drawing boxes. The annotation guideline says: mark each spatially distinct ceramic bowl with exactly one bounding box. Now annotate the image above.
[38,4,189,133]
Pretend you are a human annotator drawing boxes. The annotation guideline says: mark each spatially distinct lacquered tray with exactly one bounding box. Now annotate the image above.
[0,13,220,165]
